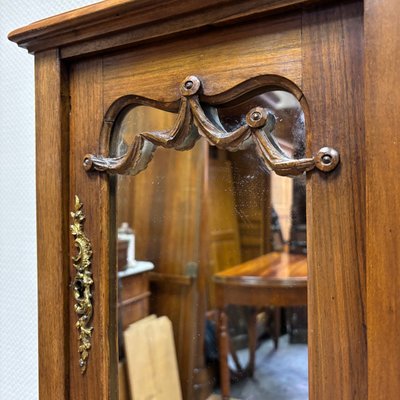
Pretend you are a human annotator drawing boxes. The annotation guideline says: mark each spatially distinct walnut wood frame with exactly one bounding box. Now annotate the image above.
[8,0,398,399]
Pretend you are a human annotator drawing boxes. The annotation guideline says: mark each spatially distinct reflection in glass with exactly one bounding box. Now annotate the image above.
[112,91,308,400]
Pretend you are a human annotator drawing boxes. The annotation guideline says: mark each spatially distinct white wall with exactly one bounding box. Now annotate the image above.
[0,1,96,398]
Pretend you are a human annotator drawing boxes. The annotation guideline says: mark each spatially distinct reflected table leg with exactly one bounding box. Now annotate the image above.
[218,308,230,400]
[273,307,281,350]
[247,307,258,377]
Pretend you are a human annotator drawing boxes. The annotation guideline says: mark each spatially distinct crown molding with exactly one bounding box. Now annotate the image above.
[8,0,328,58]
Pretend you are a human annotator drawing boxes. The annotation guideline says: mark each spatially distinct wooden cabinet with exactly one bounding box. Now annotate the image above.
[8,1,400,399]
[118,264,152,332]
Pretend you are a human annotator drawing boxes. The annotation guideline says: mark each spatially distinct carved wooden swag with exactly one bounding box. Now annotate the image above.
[83,75,339,176]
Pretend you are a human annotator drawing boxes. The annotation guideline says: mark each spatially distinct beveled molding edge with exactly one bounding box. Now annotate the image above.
[70,195,94,374]
[8,0,322,55]
[84,75,339,177]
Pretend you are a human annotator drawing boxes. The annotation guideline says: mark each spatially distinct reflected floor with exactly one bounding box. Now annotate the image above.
[214,335,308,400]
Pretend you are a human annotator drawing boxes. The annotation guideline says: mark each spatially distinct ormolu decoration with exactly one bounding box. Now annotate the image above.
[83,76,339,177]
[70,195,93,374]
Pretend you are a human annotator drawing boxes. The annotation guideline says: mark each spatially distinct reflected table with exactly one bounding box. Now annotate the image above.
[213,252,307,400]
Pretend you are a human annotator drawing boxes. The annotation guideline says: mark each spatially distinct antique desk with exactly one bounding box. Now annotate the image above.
[214,252,307,399]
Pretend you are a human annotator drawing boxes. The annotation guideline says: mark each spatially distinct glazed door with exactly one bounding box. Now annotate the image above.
[65,1,365,399]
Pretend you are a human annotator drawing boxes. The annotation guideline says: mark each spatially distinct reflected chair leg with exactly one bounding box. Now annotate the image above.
[273,307,281,350]
[218,308,230,400]
[247,307,257,377]
[229,341,243,374]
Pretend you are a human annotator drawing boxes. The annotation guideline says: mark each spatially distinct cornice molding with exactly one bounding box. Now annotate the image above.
[8,0,328,58]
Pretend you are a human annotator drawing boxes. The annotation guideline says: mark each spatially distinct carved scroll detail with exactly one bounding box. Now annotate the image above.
[83,75,339,176]
[70,195,93,374]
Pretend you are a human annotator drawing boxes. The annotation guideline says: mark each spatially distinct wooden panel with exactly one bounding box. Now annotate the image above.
[208,157,242,308]
[115,108,203,271]
[132,145,205,274]
[229,149,271,261]
[118,362,129,400]
[116,108,177,230]
[216,284,307,307]
[150,279,198,400]
[124,316,182,400]
[116,175,135,229]
[102,14,302,106]
[69,57,118,399]
[302,2,366,399]
[365,0,400,397]
[118,273,150,330]
[149,272,193,287]
[35,49,69,400]
[119,273,148,302]
[120,299,150,330]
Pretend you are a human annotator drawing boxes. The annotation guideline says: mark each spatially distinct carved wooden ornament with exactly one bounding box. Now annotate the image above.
[83,76,339,177]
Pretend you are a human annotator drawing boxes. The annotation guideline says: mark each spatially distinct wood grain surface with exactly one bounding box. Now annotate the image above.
[302,2,367,399]
[69,57,118,400]
[214,252,307,307]
[102,14,302,107]
[35,49,70,400]
[365,0,400,398]
[214,252,307,286]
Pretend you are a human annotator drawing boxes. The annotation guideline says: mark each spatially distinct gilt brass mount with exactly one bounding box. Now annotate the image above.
[70,195,94,374]
[83,75,339,177]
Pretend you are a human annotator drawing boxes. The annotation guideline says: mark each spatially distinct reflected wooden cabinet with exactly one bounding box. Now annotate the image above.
[8,0,400,399]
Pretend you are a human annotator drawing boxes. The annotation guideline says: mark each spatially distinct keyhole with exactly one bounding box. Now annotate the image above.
[75,279,85,300]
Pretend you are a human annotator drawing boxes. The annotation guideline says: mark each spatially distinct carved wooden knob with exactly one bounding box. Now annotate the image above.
[180,75,201,96]
[315,147,340,172]
[246,107,276,130]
